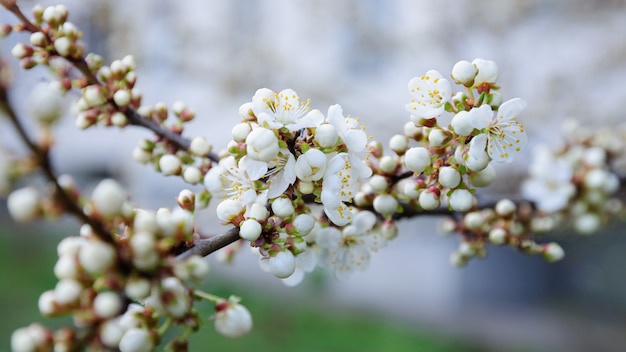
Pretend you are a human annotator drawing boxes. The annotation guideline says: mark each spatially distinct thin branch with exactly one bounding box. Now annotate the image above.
[0,76,115,245]
[177,227,241,260]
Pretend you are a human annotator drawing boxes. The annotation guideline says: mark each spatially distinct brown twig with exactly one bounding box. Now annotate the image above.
[177,227,241,260]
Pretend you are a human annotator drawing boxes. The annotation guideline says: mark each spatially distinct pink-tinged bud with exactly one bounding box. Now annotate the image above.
[543,242,565,263]
[11,43,33,59]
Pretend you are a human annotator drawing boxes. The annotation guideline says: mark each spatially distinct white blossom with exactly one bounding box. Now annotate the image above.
[522,147,575,212]
[214,297,253,338]
[91,179,127,218]
[252,88,324,131]
[326,104,372,179]
[316,211,384,280]
[472,58,499,86]
[269,250,296,278]
[294,148,327,181]
[468,98,527,163]
[246,127,279,162]
[405,70,452,119]
[321,153,359,226]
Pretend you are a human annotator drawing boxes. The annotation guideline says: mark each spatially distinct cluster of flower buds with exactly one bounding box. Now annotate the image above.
[522,120,625,235]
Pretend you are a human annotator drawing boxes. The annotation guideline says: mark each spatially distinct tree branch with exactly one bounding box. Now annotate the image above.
[177,227,241,260]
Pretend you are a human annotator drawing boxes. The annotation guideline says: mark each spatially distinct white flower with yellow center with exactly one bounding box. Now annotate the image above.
[326,104,372,179]
[252,88,324,131]
[265,149,296,199]
[405,70,452,119]
[204,156,267,208]
[321,153,360,226]
[468,98,527,163]
[316,211,384,280]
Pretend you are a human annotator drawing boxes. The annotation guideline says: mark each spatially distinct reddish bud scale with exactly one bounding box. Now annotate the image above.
[428,186,441,196]
[215,300,229,312]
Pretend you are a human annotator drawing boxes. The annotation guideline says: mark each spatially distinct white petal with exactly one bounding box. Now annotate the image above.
[469,104,493,129]
[469,134,488,160]
[497,98,526,121]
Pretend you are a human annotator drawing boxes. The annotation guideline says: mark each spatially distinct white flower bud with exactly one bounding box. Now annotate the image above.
[100,319,124,348]
[110,112,127,126]
[403,121,421,138]
[238,102,254,120]
[472,58,499,85]
[113,89,130,107]
[293,214,315,236]
[495,199,516,216]
[463,212,483,230]
[93,291,123,318]
[246,127,279,162]
[134,210,158,233]
[130,231,155,257]
[450,111,473,136]
[574,213,601,235]
[43,6,61,23]
[379,155,397,174]
[438,167,461,189]
[389,134,409,154]
[119,328,153,352]
[489,228,507,245]
[584,168,607,190]
[57,236,85,257]
[78,240,116,275]
[119,304,144,330]
[269,250,296,278]
[315,124,338,147]
[271,198,294,218]
[403,181,420,199]
[458,242,476,257]
[469,164,496,187]
[248,203,269,221]
[449,252,467,267]
[38,290,56,315]
[240,219,262,241]
[83,85,106,108]
[53,37,72,57]
[373,194,398,216]
[295,148,327,181]
[428,129,447,147]
[190,137,211,156]
[543,242,565,263]
[125,276,151,300]
[451,60,477,86]
[419,190,439,210]
[7,187,41,222]
[489,91,503,106]
[54,255,79,279]
[216,199,244,222]
[449,189,473,212]
[214,299,253,338]
[465,150,490,172]
[185,255,211,281]
[231,123,252,142]
[91,179,126,218]
[183,166,202,184]
[30,83,65,125]
[159,154,182,175]
[161,277,190,318]
[11,43,32,59]
[11,327,39,352]
[298,180,314,194]
[132,147,151,163]
[405,147,430,174]
[54,278,82,305]
[369,175,388,193]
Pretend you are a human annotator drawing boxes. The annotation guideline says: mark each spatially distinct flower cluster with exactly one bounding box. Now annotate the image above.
[522,120,625,235]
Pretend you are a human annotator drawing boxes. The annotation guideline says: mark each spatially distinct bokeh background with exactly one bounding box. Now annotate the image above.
[2,0,626,351]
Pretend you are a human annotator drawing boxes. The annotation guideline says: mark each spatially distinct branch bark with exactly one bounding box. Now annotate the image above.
[177,227,241,260]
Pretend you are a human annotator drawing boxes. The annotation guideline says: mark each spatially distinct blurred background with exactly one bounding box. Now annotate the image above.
[2,0,626,351]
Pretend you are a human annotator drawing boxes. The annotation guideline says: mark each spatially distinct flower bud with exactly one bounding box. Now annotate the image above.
[463,212,483,230]
[543,242,565,263]
[83,85,106,108]
[450,111,473,136]
[38,290,56,315]
[298,180,314,194]
[405,147,430,174]
[183,166,202,184]
[216,199,244,223]
[190,137,211,156]
[100,319,124,348]
[451,60,476,86]
[7,187,41,222]
[468,164,496,187]
[389,134,409,154]
[240,219,262,241]
[373,194,398,216]
[54,255,79,279]
[111,112,128,126]
[113,89,130,107]
[449,189,473,212]
[369,175,388,193]
[489,228,507,245]
[293,214,315,236]
[246,127,279,162]
[379,155,397,174]
[54,278,83,305]
[91,179,127,218]
[403,121,421,139]
[465,150,490,172]
[214,298,253,338]
[239,102,255,121]
[159,154,182,175]
[119,328,154,352]
[93,291,123,318]
[428,128,449,147]
[53,37,72,57]
[574,213,601,235]
[472,58,499,86]
[269,250,296,278]
[78,240,116,275]
[419,189,439,210]
[271,198,294,218]
[495,199,516,216]
[248,203,269,221]
[438,166,461,189]
[232,123,252,142]
[295,148,327,181]
[315,124,339,148]
[125,276,151,301]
